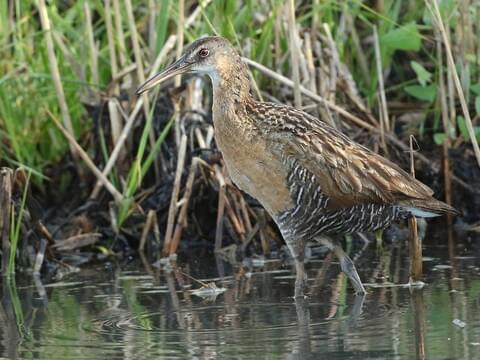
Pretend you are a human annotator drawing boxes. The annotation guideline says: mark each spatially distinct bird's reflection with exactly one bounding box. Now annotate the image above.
[292,293,365,358]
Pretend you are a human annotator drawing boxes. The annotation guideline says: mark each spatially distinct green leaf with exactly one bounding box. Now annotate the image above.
[475,96,480,115]
[404,85,437,102]
[382,22,421,51]
[434,133,446,145]
[457,116,469,140]
[471,83,480,95]
[410,61,432,86]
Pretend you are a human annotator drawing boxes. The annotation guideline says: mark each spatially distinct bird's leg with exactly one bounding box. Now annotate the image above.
[285,237,307,298]
[317,237,366,295]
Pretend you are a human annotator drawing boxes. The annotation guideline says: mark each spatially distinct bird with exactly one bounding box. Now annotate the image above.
[137,36,459,298]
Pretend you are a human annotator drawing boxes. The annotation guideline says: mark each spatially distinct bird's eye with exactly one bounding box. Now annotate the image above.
[198,48,210,58]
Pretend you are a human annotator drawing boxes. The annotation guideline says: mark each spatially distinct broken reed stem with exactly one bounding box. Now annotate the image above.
[286,0,302,108]
[139,209,157,252]
[214,166,226,252]
[0,168,13,275]
[224,195,245,240]
[37,0,79,165]
[108,100,123,149]
[436,29,454,219]
[33,239,47,275]
[51,116,123,203]
[429,0,480,167]
[84,2,99,86]
[170,157,199,255]
[163,134,188,255]
[373,25,390,133]
[408,135,423,283]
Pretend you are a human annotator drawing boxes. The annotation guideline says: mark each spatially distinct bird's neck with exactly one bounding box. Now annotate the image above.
[209,55,254,111]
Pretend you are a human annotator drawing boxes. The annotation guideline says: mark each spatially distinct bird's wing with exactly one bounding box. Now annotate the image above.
[261,104,434,209]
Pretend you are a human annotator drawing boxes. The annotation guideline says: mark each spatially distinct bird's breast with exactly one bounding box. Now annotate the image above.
[213,112,293,216]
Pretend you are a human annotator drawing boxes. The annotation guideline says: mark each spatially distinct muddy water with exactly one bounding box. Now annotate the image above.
[1,227,480,359]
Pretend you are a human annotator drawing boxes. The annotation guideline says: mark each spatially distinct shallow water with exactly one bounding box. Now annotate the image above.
[1,226,480,359]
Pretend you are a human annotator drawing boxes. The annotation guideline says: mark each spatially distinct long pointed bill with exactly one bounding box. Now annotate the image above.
[136,57,191,95]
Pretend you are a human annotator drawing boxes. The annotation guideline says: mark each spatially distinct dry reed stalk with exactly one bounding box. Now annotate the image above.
[436,30,454,214]
[304,32,319,118]
[33,239,47,275]
[225,194,245,240]
[373,26,390,134]
[239,195,252,234]
[163,134,188,254]
[148,0,157,54]
[124,0,148,90]
[84,2,99,86]
[0,168,13,274]
[51,115,123,203]
[313,38,337,128]
[112,0,128,69]
[313,38,326,96]
[139,209,157,251]
[428,0,480,167]
[108,100,123,147]
[304,33,317,94]
[322,24,338,105]
[408,135,422,283]
[105,0,119,94]
[214,166,226,252]
[175,0,185,88]
[37,0,79,164]
[109,202,119,234]
[169,157,199,254]
[286,0,302,108]
[172,0,185,149]
[260,227,270,255]
[445,25,457,137]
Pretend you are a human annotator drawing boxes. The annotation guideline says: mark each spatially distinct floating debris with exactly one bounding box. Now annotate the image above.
[452,319,466,328]
[433,264,453,270]
[191,282,226,300]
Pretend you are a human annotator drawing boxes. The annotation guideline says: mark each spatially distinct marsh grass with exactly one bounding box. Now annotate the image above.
[1,0,479,273]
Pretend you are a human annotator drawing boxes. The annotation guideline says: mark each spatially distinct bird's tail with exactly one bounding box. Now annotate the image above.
[400,198,460,218]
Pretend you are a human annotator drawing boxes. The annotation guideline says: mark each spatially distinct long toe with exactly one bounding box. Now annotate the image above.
[339,255,366,295]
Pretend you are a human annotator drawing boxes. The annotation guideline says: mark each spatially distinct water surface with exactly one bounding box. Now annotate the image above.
[1,227,479,359]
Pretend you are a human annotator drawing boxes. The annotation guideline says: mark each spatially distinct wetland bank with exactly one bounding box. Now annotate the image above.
[1,0,480,359]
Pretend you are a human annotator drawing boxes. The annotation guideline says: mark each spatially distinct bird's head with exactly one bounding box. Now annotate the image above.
[136,36,238,95]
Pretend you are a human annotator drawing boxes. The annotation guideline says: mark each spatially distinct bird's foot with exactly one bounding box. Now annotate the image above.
[339,254,366,295]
